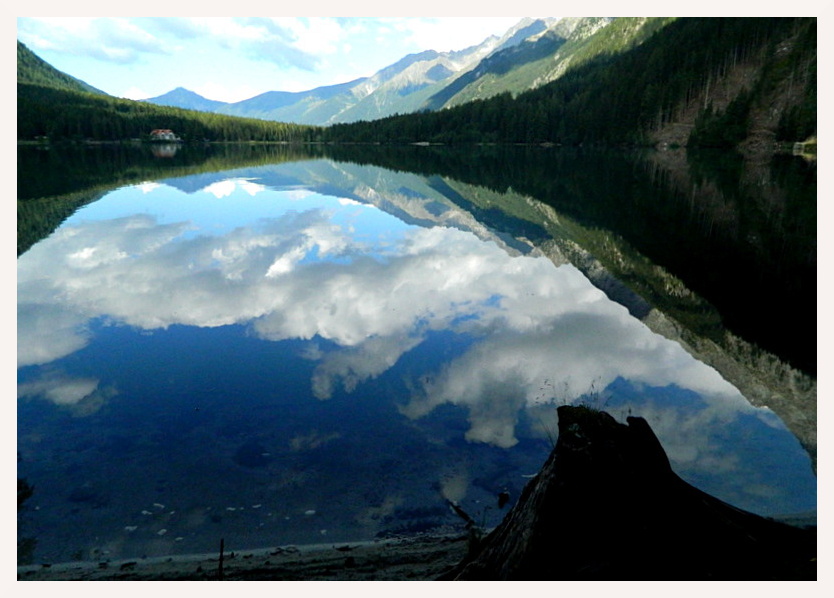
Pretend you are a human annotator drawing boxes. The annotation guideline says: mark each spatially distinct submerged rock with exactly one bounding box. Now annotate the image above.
[441,405,815,581]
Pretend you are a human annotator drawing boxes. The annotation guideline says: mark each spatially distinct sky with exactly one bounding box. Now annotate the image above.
[16,17,535,103]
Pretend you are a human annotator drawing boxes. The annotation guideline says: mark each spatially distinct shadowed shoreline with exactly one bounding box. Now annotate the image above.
[19,407,815,581]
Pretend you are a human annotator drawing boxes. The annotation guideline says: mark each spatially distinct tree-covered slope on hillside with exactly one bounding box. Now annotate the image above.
[17,83,320,143]
[17,41,106,95]
[18,18,815,148]
[325,17,816,148]
[426,17,622,110]
[16,40,317,142]
[686,17,816,147]
[423,28,571,111]
[426,18,675,111]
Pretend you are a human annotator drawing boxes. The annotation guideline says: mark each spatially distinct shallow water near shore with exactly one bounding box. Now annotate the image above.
[17,149,816,566]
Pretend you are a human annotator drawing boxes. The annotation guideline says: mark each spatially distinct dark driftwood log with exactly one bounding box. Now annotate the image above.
[440,406,815,581]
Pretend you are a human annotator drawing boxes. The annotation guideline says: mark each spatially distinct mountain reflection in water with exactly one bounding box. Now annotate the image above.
[17,155,816,565]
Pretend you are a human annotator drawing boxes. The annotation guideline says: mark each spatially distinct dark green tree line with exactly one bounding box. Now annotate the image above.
[324,18,815,148]
[18,83,322,143]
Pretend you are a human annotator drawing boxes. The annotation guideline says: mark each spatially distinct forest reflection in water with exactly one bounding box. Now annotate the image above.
[17,143,816,564]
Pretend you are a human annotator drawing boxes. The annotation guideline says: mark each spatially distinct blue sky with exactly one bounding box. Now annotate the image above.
[16,17,534,103]
[19,6,831,103]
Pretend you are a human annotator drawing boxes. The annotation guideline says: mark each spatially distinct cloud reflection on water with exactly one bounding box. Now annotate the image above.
[17,171,815,530]
[20,182,743,422]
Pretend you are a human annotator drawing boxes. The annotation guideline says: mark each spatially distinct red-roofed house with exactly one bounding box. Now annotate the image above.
[149,129,180,141]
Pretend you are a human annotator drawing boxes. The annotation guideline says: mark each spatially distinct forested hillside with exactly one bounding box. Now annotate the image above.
[426,17,669,110]
[17,82,321,143]
[17,41,106,95]
[17,40,320,143]
[17,18,815,148]
[325,17,816,148]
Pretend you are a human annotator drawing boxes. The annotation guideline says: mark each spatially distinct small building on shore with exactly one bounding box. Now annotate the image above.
[149,129,180,142]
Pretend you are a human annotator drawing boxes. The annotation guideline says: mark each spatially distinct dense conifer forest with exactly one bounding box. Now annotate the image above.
[324,18,816,147]
[16,39,105,95]
[17,41,320,143]
[17,83,322,143]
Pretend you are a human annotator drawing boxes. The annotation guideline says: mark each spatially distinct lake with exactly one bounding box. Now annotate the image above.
[17,143,816,565]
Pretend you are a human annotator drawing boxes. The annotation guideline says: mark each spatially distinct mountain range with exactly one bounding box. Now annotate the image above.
[142,17,647,126]
[17,17,816,150]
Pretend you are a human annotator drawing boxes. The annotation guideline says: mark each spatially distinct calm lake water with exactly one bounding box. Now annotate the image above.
[17,144,816,564]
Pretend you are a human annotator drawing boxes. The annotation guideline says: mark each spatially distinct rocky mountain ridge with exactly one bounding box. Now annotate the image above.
[144,17,628,125]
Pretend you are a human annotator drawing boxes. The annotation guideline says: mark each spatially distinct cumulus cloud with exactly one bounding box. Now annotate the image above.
[18,16,327,73]
[18,369,99,406]
[195,17,329,71]
[18,17,168,64]
[203,179,264,199]
[398,309,742,449]
[245,37,321,72]
[17,303,90,368]
[390,17,525,52]
[310,333,425,400]
[17,17,540,102]
[137,17,204,40]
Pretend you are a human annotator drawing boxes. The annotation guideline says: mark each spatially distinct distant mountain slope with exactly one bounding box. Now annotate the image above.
[423,34,561,110]
[323,17,816,149]
[144,17,566,125]
[429,17,679,110]
[317,20,561,125]
[13,18,699,129]
[214,78,365,123]
[143,87,228,112]
[213,27,525,125]
[319,46,491,125]
[17,41,106,95]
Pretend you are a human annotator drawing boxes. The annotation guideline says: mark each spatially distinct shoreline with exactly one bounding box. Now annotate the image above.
[17,532,471,581]
[18,510,816,581]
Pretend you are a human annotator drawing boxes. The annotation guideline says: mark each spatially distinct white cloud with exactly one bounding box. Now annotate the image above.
[200,179,265,198]
[137,182,161,194]
[311,333,425,400]
[17,304,90,368]
[238,180,266,196]
[119,86,152,100]
[271,17,347,56]
[397,17,525,52]
[16,16,542,103]
[196,17,267,43]
[18,370,99,406]
[204,180,237,198]
[19,17,167,64]
[398,308,743,449]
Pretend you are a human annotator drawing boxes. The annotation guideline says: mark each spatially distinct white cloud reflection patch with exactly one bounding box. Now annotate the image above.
[19,183,744,450]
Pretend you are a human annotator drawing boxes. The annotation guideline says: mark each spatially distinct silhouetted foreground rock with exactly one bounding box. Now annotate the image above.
[440,406,815,580]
